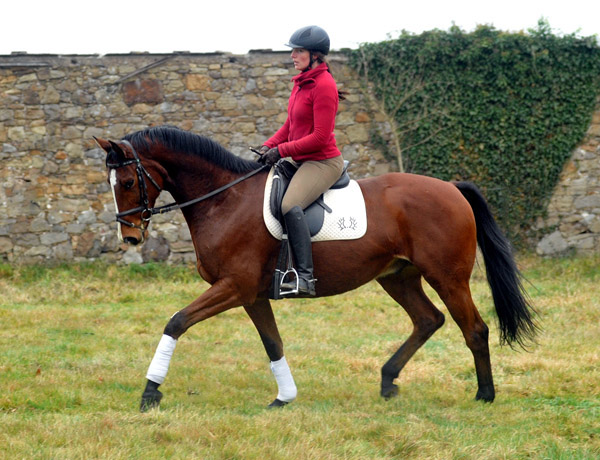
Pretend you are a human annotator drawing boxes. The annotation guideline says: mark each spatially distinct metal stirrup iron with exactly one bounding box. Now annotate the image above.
[277,234,300,297]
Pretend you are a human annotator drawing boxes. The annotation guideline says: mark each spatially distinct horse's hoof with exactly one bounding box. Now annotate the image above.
[381,384,399,400]
[475,386,495,403]
[267,398,289,408]
[140,389,163,412]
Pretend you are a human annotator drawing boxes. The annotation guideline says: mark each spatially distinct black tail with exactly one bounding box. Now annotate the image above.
[455,181,538,349]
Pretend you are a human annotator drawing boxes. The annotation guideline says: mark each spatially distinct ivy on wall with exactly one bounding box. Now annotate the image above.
[349,21,600,244]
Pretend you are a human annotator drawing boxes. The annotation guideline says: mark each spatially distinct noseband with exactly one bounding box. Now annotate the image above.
[107,140,268,232]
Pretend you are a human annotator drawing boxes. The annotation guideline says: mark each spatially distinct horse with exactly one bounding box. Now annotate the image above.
[94,125,537,412]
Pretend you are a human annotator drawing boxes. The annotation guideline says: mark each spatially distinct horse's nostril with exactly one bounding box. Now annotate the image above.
[123,236,140,245]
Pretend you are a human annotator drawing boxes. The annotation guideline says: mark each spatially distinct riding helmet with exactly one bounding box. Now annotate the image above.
[286,25,330,55]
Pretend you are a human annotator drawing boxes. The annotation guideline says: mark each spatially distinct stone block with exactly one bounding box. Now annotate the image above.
[132,103,153,114]
[30,215,51,232]
[122,247,143,264]
[185,74,211,91]
[122,79,163,105]
[574,194,600,210]
[355,112,370,123]
[589,218,600,233]
[47,211,64,224]
[0,237,13,253]
[345,124,370,143]
[142,236,170,262]
[78,210,97,225]
[53,241,73,260]
[41,232,69,245]
[221,69,240,78]
[41,86,61,104]
[234,122,256,134]
[0,109,14,121]
[336,112,355,126]
[65,106,83,119]
[588,123,600,137]
[31,126,47,136]
[17,73,37,84]
[264,68,290,76]
[536,231,568,256]
[24,246,51,257]
[567,234,595,250]
[8,127,25,141]
[56,198,89,213]
[215,95,238,110]
[169,240,195,253]
[65,143,84,159]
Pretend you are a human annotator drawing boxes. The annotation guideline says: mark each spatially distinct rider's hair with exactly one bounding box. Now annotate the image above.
[310,51,347,101]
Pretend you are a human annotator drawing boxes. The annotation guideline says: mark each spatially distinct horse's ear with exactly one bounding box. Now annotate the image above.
[109,140,126,156]
[94,137,112,153]
[105,140,128,165]
[95,138,127,166]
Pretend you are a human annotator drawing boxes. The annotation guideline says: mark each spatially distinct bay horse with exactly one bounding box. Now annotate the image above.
[94,125,537,412]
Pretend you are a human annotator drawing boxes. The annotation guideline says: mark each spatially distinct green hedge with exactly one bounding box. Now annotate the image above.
[349,21,600,244]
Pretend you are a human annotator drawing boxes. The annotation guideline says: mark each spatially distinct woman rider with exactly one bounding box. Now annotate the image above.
[258,25,345,297]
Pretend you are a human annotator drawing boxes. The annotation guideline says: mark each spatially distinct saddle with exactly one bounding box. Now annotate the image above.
[269,159,350,236]
[266,159,364,299]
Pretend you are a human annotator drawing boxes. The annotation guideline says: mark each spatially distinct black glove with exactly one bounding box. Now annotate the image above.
[258,147,281,166]
[250,145,270,156]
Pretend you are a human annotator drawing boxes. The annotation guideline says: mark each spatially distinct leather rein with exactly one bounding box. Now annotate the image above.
[107,140,268,231]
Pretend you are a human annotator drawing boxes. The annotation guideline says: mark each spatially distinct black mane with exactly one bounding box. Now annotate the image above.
[123,125,262,174]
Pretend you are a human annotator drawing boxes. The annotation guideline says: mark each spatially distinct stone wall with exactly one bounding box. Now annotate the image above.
[2,51,599,264]
[535,100,600,256]
[0,51,392,264]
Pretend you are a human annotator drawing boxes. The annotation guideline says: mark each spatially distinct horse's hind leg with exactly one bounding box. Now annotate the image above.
[429,277,495,402]
[244,298,297,407]
[376,265,445,399]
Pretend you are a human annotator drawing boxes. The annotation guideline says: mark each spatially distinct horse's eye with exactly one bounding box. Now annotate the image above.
[124,179,135,190]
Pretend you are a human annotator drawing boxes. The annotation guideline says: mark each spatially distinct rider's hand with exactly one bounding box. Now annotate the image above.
[258,145,270,154]
[258,147,281,166]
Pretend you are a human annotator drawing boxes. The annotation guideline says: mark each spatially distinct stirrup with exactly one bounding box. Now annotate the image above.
[278,267,300,296]
[279,270,316,297]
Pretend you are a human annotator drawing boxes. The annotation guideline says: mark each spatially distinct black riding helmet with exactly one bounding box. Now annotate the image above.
[286,25,330,55]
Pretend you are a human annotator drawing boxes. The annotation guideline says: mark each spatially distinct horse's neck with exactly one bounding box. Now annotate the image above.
[161,156,233,202]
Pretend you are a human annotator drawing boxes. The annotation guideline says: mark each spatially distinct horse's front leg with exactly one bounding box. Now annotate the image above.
[140,279,243,412]
[244,298,297,407]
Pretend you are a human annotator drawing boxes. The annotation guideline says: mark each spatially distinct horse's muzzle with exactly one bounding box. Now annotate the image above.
[123,235,142,246]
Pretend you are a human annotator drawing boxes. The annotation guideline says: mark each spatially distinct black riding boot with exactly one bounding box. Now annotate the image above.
[280,206,316,296]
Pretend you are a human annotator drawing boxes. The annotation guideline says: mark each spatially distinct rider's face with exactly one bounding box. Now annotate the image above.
[291,48,311,71]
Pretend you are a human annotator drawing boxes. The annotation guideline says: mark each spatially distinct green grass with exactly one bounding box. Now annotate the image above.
[0,255,599,459]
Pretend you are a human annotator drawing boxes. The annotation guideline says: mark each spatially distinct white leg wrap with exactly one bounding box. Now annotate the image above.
[146,334,177,385]
[270,356,297,402]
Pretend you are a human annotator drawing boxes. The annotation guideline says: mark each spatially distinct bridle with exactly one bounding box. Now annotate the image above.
[107,140,268,233]
[107,140,161,233]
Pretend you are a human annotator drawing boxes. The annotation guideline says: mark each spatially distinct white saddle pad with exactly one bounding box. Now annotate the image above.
[262,167,368,242]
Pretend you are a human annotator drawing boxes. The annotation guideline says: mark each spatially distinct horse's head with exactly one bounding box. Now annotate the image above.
[95,137,163,246]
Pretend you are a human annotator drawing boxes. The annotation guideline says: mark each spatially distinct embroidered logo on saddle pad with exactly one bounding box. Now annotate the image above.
[262,167,367,242]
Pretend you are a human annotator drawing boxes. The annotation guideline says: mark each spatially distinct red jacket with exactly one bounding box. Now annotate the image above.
[265,63,342,162]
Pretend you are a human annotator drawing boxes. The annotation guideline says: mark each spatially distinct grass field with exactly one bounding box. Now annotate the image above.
[0,255,599,459]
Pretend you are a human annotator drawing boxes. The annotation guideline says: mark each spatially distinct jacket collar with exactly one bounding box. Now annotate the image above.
[292,62,329,86]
